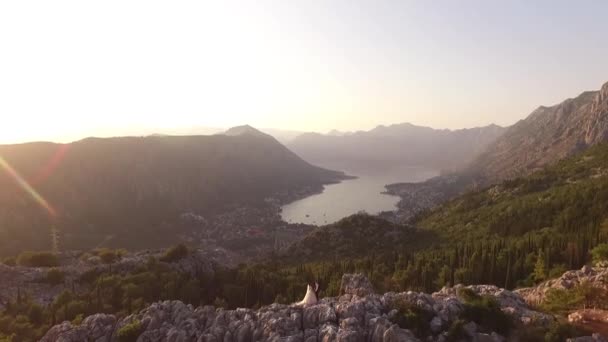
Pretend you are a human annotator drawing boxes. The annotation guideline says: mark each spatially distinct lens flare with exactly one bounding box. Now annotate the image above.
[32,144,70,185]
[0,156,57,218]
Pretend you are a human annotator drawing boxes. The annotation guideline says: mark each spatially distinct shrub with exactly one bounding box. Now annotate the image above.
[458,289,513,335]
[45,268,66,285]
[117,320,143,342]
[160,244,189,263]
[99,249,120,265]
[16,251,59,268]
[543,321,583,342]
[72,314,84,326]
[78,268,103,284]
[65,300,87,321]
[27,304,45,325]
[2,257,16,267]
[513,324,547,342]
[547,264,568,279]
[542,288,580,314]
[591,243,608,264]
[446,319,467,342]
[389,299,434,337]
[213,297,228,309]
[92,248,127,264]
[457,288,480,302]
[274,294,288,304]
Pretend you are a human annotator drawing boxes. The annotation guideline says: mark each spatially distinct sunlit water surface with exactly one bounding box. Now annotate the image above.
[281,166,437,225]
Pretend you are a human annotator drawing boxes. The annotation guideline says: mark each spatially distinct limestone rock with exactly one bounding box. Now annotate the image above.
[340,274,375,297]
[516,265,608,305]
[40,274,555,342]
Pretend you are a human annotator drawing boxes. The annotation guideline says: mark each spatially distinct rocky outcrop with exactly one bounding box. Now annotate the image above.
[42,274,553,341]
[42,314,117,342]
[0,249,215,310]
[435,284,553,326]
[516,265,608,305]
[339,274,375,297]
[567,334,607,342]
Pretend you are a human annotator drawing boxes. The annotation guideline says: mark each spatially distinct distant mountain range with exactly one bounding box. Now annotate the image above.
[287,123,507,174]
[0,126,345,255]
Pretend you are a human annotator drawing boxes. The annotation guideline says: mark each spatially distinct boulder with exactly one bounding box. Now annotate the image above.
[303,304,337,329]
[318,323,338,342]
[382,325,420,342]
[340,274,375,297]
[567,334,607,342]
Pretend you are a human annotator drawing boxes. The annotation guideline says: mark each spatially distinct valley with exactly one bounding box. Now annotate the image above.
[1,81,608,340]
[3,1,608,340]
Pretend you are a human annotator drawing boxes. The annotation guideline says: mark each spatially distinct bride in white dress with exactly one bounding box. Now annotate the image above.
[297,282,320,306]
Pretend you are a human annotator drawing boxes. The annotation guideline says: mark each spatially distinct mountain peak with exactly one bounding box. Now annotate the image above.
[223,125,267,137]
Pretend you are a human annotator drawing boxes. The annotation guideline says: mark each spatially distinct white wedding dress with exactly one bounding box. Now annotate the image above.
[297,283,319,306]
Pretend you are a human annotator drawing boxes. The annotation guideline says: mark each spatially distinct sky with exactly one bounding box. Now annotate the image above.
[1,0,607,144]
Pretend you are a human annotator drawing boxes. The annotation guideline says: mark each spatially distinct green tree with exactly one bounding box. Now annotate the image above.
[533,250,547,282]
[160,244,189,263]
[591,243,608,264]
[46,268,66,285]
[117,320,142,342]
[17,251,59,267]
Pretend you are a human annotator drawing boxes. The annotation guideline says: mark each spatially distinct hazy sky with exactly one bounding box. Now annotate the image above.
[1,0,607,143]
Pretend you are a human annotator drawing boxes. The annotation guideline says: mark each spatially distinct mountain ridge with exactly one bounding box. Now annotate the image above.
[470,80,608,184]
[0,130,346,255]
[288,123,507,173]
[387,80,608,221]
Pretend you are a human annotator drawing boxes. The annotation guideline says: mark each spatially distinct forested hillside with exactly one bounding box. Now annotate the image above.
[4,144,608,341]
[245,142,608,298]
[0,129,345,255]
[284,214,435,262]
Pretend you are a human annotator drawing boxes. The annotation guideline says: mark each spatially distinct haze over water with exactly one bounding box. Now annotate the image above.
[281,166,438,225]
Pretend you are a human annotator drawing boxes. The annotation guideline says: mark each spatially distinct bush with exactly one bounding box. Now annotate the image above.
[160,244,189,263]
[274,294,288,304]
[591,243,608,264]
[99,250,120,264]
[72,314,84,326]
[78,268,103,284]
[389,299,434,337]
[27,304,45,325]
[213,297,228,309]
[540,281,608,314]
[547,264,568,279]
[544,321,583,342]
[2,257,16,267]
[16,251,59,268]
[458,288,513,335]
[45,268,66,285]
[117,320,143,342]
[92,248,126,264]
[446,319,467,342]
[457,288,480,302]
